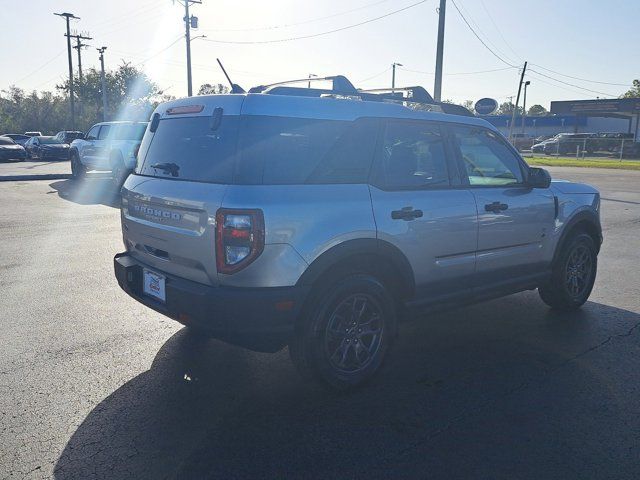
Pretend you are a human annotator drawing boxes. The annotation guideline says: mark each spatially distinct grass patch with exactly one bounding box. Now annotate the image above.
[525,156,640,170]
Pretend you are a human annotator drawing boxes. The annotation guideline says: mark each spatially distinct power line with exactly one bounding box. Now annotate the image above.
[400,65,515,76]
[12,50,65,85]
[527,69,618,97]
[134,36,185,66]
[201,0,428,45]
[357,67,391,83]
[206,0,394,32]
[529,63,632,87]
[449,0,516,67]
[478,0,521,62]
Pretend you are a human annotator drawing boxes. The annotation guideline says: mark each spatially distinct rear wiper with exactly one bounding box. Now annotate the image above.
[151,162,180,177]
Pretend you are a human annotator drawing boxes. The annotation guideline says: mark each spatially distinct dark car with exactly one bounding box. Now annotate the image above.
[543,133,598,155]
[24,135,70,160]
[611,141,640,159]
[2,133,30,146]
[597,132,635,152]
[0,136,27,162]
[54,130,84,144]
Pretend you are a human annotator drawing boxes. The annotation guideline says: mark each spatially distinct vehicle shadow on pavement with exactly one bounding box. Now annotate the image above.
[49,177,120,208]
[53,294,640,479]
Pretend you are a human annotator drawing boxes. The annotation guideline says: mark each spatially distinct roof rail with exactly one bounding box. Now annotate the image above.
[247,74,474,116]
[357,86,434,104]
[248,75,357,94]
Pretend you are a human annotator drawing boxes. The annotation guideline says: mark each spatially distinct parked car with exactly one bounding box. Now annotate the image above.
[531,134,563,153]
[54,130,84,144]
[596,132,635,152]
[0,135,27,162]
[23,135,70,160]
[24,131,42,137]
[543,133,598,155]
[610,141,640,158]
[70,121,148,187]
[2,133,30,146]
[510,132,534,151]
[113,77,602,390]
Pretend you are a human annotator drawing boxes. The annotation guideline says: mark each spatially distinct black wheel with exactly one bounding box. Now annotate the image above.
[289,274,396,391]
[71,152,86,179]
[111,156,127,190]
[539,233,597,311]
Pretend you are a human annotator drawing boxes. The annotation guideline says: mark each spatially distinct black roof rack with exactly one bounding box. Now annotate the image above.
[248,75,474,116]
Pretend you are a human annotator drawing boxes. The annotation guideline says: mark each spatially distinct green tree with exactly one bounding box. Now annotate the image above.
[197,83,229,95]
[527,104,548,116]
[497,101,523,116]
[621,79,640,98]
[56,62,172,131]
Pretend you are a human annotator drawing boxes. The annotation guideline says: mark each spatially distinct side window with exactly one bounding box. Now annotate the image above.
[235,116,349,185]
[98,125,111,140]
[307,118,378,184]
[378,120,450,189]
[452,126,524,186]
[86,126,100,140]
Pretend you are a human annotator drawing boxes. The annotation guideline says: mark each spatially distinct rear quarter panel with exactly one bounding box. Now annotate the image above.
[220,184,376,287]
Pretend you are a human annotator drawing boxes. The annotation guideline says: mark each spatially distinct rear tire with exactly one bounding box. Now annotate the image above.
[70,152,86,179]
[539,233,597,311]
[111,154,127,190]
[289,274,396,391]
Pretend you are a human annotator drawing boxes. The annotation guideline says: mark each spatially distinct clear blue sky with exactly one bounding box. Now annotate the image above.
[2,0,638,109]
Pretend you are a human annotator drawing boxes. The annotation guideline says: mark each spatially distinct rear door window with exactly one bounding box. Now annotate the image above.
[375,120,451,189]
[138,115,238,183]
[235,116,350,185]
[114,124,147,141]
[98,125,111,140]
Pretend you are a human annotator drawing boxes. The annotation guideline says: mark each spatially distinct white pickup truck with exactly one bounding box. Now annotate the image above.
[70,121,148,188]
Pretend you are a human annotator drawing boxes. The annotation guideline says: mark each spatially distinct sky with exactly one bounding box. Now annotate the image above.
[1,0,638,109]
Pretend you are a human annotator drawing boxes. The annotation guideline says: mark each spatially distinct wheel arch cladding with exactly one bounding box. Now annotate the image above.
[555,210,602,264]
[296,238,416,301]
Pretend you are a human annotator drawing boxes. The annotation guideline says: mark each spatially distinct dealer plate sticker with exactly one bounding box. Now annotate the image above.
[143,269,166,303]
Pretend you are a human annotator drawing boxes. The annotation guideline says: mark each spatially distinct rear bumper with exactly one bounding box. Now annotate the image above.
[114,252,309,352]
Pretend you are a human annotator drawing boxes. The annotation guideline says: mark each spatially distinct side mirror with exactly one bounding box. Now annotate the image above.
[528,167,551,189]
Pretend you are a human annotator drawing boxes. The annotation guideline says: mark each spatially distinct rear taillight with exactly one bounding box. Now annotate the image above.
[215,209,265,274]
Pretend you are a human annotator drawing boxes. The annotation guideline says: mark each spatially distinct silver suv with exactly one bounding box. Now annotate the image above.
[114,77,602,390]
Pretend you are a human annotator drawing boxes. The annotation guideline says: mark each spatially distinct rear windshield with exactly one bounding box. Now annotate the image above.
[137,114,378,185]
[138,116,238,183]
[0,136,15,145]
[40,137,62,144]
[114,124,147,141]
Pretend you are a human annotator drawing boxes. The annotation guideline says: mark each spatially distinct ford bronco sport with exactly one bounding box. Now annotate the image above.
[114,76,602,390]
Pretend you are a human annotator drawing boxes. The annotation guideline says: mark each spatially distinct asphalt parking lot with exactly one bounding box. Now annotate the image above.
[1,166,639,479]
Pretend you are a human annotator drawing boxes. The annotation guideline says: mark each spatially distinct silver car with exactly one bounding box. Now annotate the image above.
[114,77,602,390]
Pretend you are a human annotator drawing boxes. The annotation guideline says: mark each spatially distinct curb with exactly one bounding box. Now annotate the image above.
[0,174,73,182]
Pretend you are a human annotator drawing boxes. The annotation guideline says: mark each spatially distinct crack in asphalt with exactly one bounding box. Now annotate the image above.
[376,320,640,466]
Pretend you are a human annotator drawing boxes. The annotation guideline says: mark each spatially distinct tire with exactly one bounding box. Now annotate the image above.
[539,233,597,311]
[70,152,86,179]
[110,154,127,190]
[289,274,396,391]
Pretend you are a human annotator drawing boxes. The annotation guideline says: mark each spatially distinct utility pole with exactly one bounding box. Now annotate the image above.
[433,0,446,102]
[508,61,527,141]
[178,0,201,97]
[391,62,402,92]
[70,32,92,118]
[97,47,108,121]
[521,80,530,135]
[54,12,79,128]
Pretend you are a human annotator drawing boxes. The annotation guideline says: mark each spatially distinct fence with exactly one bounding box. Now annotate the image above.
[511,135,639,161]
